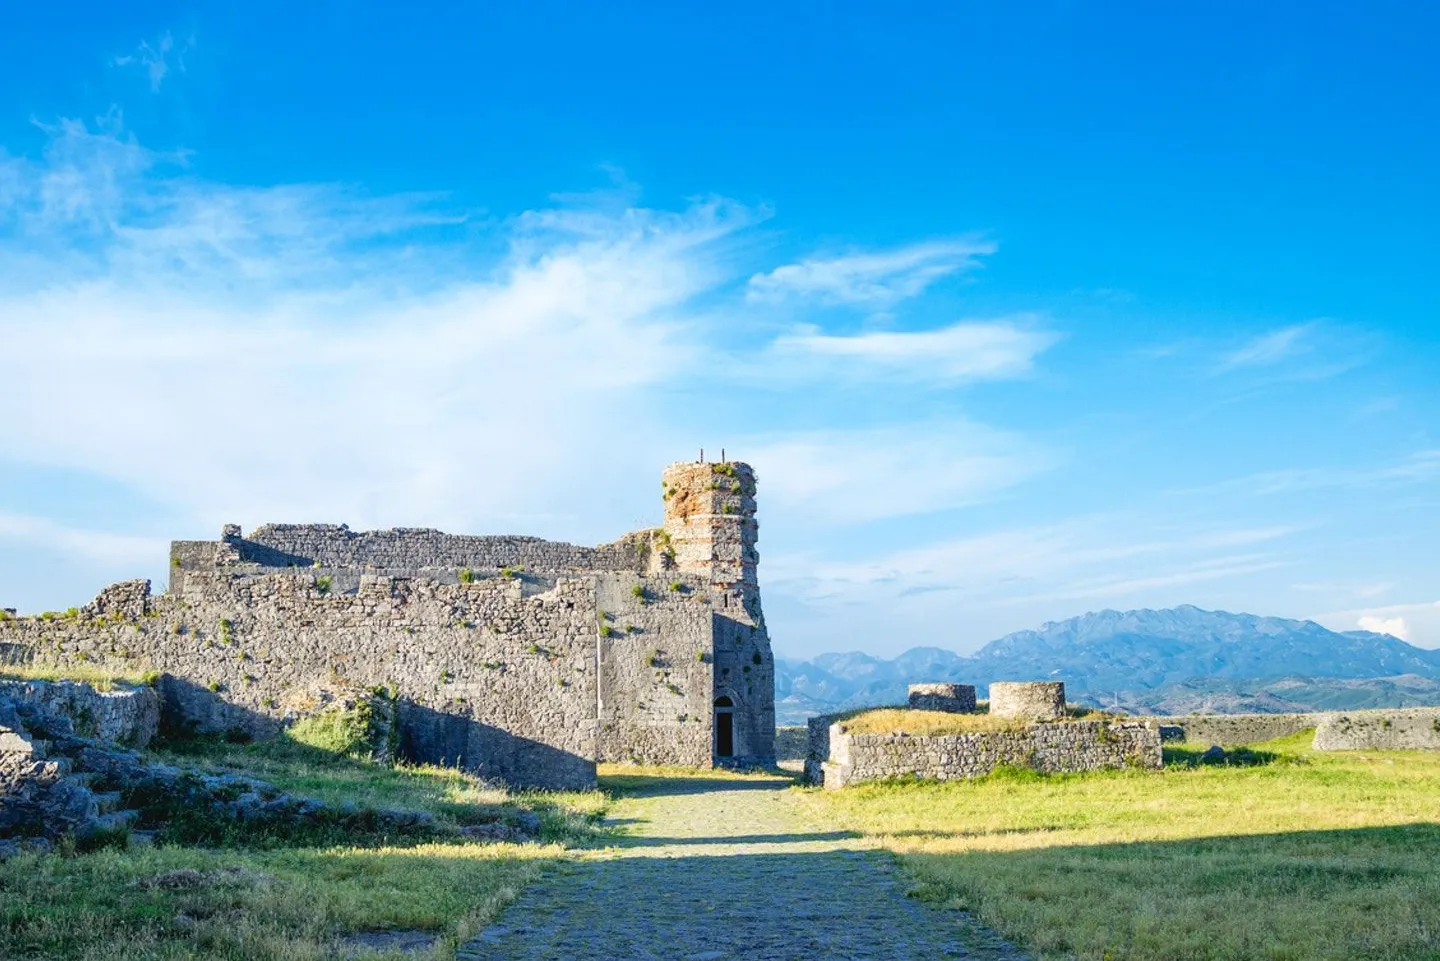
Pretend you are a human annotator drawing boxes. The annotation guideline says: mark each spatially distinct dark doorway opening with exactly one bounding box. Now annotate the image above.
[714,696,735,758]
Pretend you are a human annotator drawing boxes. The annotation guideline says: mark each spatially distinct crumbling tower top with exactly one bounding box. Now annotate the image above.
[660,460,758,592]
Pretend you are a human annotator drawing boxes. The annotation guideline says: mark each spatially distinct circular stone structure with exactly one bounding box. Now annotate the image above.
[907,683,977,713]
[988,681,1066,720]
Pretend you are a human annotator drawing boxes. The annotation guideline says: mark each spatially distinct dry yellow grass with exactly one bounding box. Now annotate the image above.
[839,706,1113,736]
[0,663,159,691]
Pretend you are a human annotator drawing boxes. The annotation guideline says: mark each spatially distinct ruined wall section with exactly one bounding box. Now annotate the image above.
[1313,709,1440,751]
[818,719,1163,788]
[661,461,775,763]
[594,574,715,766]
[0,577,602,790]
[171,524,654,593]
[1151,713,1321,746]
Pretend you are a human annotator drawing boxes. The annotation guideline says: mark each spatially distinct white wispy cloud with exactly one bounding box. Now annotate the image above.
[746,238,995,306]
[0,513,166,568]
[743,422,1055,524]
[765,318,1057,385]
[769,518,1301,605]
[112,32,191,92]
[1175,450,1440,498]
[1218,323,1317,370]
[0,120,752,542]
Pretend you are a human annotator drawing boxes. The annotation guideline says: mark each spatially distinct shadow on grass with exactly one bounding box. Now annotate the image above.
[1162,744,1286,768]
[600,771,798,798]
[7,799,1438,961]
[612,830,861,847]
[147,733,603,849]
[900,822,1440,961]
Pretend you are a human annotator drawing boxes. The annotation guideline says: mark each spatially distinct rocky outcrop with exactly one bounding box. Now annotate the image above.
[0,682,534,859]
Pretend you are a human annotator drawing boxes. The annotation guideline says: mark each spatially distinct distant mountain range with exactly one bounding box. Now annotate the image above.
[774,605,1440,725]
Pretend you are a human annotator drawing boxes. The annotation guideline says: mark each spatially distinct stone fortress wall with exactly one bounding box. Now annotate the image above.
[808,681,1162,788]
[821,720,1161,788]
[0,460,777,790]
[1156,708,1440,751]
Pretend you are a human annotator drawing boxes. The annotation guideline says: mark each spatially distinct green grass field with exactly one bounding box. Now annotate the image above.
[797,731,1440,961]
[0,734,610,960]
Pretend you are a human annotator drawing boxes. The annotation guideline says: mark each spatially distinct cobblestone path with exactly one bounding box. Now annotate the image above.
[458,772,1028,961]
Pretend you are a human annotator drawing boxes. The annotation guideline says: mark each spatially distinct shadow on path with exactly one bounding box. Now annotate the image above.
[459,772,1029,961]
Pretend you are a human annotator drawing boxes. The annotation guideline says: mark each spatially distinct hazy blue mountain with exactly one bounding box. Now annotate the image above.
[774,605,1440,725]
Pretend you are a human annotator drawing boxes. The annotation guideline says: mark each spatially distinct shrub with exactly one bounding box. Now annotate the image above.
[669,581,683,592]
[287,701,377,758]
[631,584,648,602]
[314,575,333,595]
[645,650,661,667]
[458,568,476,584]
[752,651,763,665]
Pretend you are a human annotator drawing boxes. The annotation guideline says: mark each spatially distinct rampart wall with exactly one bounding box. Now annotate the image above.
[1151,713,1321,746]
[0,573,662,788]
[238,525,648,572]
[0,679,159,749]
[1312,709,1440,750]
[816,719,1162,789]
[1150,707,1440,751]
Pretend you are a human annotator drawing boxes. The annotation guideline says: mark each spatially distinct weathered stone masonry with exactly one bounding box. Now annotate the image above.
[816,720,1162,789]
[0,461,777,790]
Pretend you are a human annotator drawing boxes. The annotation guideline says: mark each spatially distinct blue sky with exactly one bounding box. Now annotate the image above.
[1,2,1437,657]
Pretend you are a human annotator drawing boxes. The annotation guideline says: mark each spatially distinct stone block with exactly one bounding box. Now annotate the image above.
[907,683,977,713]
[989,681,1066,720]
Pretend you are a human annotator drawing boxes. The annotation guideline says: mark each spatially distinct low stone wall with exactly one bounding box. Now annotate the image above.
[816,719,1161,789]
[1313,709,1440,751]
[0,680,159,748]
[989,681,1066,720]
[907,683,976,713]
[1150,713,1320,747]
[804,710,861,785]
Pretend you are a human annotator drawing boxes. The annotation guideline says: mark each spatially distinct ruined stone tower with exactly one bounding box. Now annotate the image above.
[660,460,759,597]
[659,460,774,765]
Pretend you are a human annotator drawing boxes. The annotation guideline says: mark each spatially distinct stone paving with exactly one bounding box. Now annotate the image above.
[458,772,1028,961]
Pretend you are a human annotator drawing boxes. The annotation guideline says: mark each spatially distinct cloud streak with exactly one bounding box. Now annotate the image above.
[113,32,190,92]
[766,318,1057,385]
[746,238,995,306]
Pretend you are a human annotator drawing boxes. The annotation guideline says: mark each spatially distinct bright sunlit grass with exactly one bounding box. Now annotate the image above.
[797,731,1440,960]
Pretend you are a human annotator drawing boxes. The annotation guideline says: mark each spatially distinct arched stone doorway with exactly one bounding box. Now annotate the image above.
[713,696,735,759]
